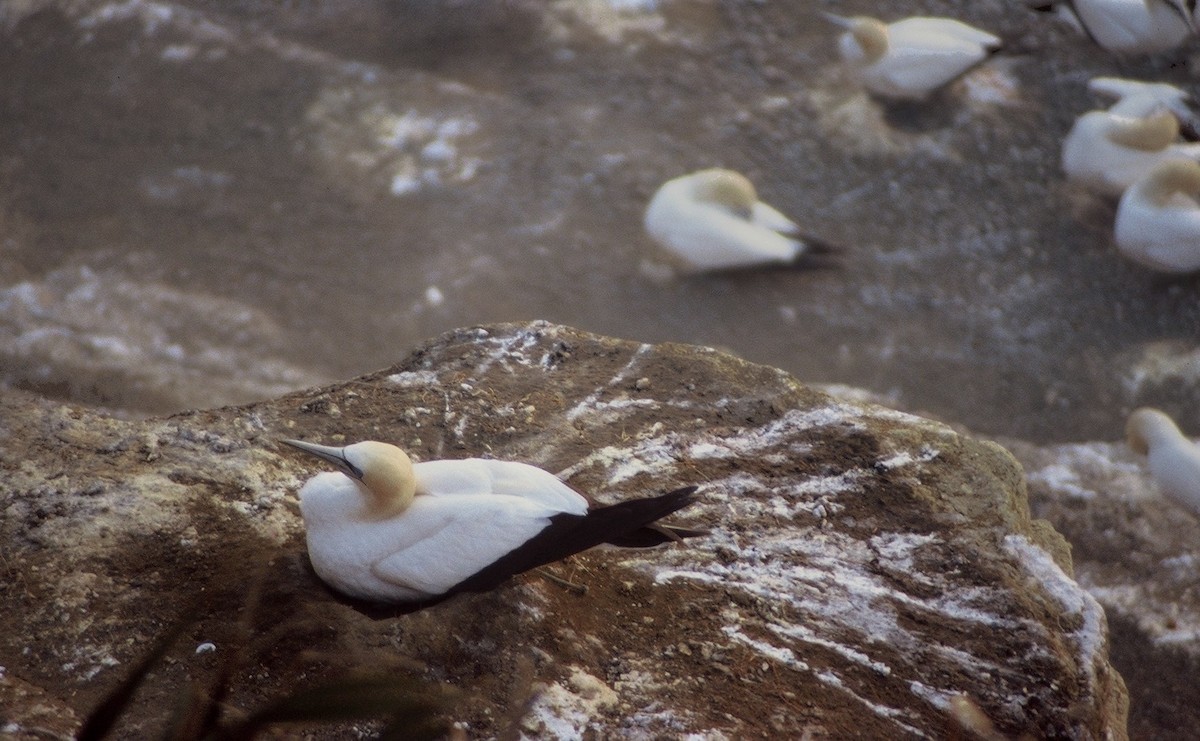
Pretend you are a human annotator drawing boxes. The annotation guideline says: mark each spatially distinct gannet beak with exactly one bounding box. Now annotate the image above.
[281,438,364,480]
[820,12,853,28]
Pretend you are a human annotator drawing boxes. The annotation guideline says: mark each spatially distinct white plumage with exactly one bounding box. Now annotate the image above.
[825,14,1001,101]
[1030,0,1194,55]
[1114,159,1200,273]
[1127,407,1200,514]
[1090,76,1195,117]
[282,439,699,604]
[1061,108,1200,195]
[643,168,827,272]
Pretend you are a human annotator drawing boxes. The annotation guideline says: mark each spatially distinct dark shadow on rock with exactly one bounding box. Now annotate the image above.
[1106,610,1200,741]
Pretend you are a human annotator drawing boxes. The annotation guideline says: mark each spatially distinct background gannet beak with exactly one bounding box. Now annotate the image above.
[280,438,364,480]
[820,12,853,28]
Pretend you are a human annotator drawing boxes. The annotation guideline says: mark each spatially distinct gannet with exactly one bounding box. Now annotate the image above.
[643,168,835,272]
[1090,76,1200,139]
[1126,407,1200,514]
[1061,108,1200,196]
[823,13,1002,101]
[281,439,702,605]
[1026,0,1195,55]
[1114,159,1200,273]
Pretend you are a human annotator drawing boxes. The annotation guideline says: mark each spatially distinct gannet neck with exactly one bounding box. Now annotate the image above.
[1127,407,1185,455]
[282,439,416,517]
[848,16,889,63]
[1137,159,1200,206]
[1105,110,1180,152]
[690,168,758,212]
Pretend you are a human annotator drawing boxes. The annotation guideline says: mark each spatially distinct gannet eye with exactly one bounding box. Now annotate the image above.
[339,450,365,480]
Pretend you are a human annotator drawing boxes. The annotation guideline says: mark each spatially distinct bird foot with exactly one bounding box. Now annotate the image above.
[536,568,588,595]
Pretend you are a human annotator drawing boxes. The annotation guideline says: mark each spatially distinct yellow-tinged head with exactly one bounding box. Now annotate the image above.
[847,16,889,63]
[282,438,416,517]
[1126,407,1183,456]
[1140,159,1200,205]
[690,168,758,214]
[1105,110,1180,152]
[821,12,888,63]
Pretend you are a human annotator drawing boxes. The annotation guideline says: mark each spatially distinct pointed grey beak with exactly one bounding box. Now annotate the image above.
[820,12,853,28]
[280,439,363,480]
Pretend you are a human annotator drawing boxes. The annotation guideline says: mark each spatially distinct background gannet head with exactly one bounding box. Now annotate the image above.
[282,439,416,512]
[689,168,758,216]
[823,13,888,64]
[1126,407,1182,455]
[1138,159,1200,205]
[1104,110,1180,152]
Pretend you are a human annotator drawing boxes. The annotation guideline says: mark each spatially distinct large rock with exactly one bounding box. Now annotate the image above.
[0,323,1125,738]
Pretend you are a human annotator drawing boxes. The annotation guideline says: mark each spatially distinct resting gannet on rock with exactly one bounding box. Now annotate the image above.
[1026,0,1195,55]
[1061,108,1200,196]
[281,439,703,606]
[1127,407,1200,514]
[1114,159,1200,273]
[643,168,835,273]
[823,13,1002,101]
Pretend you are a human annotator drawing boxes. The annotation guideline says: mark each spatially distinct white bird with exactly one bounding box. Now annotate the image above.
[1026,0,1195,55]
[1090,76,1196,117]
[281,439,702,606]
[1126,407,1200,514]
[823,13,1002,101]
[1090,75,1200,139]
[1061,108,1200,196]
[643,168,835,273]
[1114,159,1200,273]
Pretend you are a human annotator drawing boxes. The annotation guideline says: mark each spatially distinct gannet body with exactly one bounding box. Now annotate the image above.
[1114,159,1200,273]
[826,14,1001,101]
[1029,0,1194,55]
[1061,108,1200,196]
[282,439,701,604]
[643,168,833,272]
[1127,407,1200,514]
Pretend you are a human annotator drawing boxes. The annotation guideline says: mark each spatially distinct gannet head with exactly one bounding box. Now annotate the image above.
[1137,159,1200,207]
[282,439,416,514]
[1126,407,1182,455]
[689,168,758,216]
[823,13,888,64]
[1105,110,1179,152]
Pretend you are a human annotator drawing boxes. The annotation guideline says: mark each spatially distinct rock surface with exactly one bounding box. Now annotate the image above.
[1,323,1126,738]
[1004,436,1200,741]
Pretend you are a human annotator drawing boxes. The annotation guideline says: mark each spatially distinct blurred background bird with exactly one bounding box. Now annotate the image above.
[1114,159,1200,273]
[823,13,1001,101]
[1061,107,1200,196]
[643,168,837,273]
[1089,76,1200,139]
[1127,407,1200,514]
[1025,0,1196,55]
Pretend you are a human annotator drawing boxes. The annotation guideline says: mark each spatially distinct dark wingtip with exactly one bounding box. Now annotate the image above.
[790,251,843,272]
[799,235,840,256]
[603,486,704,547]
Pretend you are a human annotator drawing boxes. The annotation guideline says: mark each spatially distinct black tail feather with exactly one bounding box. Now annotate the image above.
[448,486,701,596]
[798,233,840,256]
